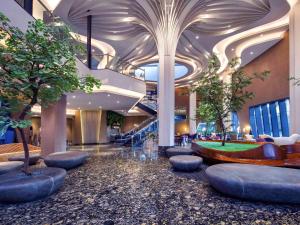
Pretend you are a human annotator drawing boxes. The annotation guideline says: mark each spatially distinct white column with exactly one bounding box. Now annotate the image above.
[289,1,300,134]
[189,91,197,135]
[158,53,175,147]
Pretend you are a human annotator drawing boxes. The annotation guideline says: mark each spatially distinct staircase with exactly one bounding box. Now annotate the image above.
[114,116,158,147]
[136,102,157,116]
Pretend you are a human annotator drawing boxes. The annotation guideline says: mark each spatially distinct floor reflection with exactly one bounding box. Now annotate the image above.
[68,144,159,161]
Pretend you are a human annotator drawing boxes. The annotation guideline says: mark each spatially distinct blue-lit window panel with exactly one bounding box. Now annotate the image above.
[278,100,289,137]
[276,102,283,136]
[249,107,258,137]
[261,104,272,135]
[269,102,280,137]
[231,112,239,132]
[286,99,290,126]
[254,106,264,136]
[266,104,273,136]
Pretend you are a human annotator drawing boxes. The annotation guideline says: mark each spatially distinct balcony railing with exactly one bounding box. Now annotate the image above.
[14,0,145,81]
[80,54,145,80]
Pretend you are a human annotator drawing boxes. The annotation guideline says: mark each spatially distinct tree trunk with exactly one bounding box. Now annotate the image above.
[17,102,35,175]
[221,121,226,146]
[222,130,226,146]
[18,128,30,175]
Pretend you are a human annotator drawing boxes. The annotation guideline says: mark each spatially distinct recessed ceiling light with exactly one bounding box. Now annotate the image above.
[107,94,110,97]
[72,95,76,99]
[195,36,199,39]
[123,17,134,22]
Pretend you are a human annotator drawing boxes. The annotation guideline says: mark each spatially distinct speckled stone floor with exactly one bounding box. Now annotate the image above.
[1,145,300,225]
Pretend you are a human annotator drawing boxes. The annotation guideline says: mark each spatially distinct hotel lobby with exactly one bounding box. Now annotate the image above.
[1,0,300,224]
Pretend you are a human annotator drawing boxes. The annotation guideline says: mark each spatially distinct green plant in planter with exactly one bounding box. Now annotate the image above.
[192,55,269,146]
[107,111,125,127]
[147,132,157,140]
[0,13,101,174]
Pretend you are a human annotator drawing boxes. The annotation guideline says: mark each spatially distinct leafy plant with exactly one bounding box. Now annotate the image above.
[0,13,101,174]
[192,55,269,146]
[107,111,125,127]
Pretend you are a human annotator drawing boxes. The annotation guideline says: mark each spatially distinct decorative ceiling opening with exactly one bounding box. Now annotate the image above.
[141,63,189,82]
[53,0,293,85]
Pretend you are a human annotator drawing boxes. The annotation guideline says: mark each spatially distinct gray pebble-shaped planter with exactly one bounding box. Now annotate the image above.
[0,167,67,204]
[44,151,89,170]
[8,153,41,165]
[166,147,194,157]
[206,163,300,204]
[0,161,24,175]
[170,155,203,172]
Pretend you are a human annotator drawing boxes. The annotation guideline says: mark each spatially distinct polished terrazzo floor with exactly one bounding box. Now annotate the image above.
[1,145,300,225]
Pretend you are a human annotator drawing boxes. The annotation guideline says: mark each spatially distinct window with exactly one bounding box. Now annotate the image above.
[249,98,290,137]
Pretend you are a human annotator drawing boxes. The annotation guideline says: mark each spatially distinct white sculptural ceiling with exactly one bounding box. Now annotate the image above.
[53,0,293,86]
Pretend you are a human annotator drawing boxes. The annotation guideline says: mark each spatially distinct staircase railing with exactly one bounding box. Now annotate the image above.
[131,119,158,147]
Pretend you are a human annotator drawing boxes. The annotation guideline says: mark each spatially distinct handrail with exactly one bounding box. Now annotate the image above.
[91,54,145,80]
[125,116,157,135]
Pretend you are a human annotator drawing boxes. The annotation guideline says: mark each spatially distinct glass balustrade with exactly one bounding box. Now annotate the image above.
[14,0,145,81]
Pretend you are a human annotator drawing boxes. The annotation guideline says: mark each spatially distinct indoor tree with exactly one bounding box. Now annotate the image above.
[192,55,269,146]
[0,13,101,174]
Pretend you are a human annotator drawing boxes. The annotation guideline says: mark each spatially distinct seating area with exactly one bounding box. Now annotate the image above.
[2,0,300,224]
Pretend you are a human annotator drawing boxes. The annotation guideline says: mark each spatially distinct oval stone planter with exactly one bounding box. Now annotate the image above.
[8,153,41,165]
[44,151,89,170]
[206,164,300,204]
[0,167,67,203]
[0,161,24,175]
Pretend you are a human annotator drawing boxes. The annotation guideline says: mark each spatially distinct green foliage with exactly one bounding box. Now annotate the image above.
[192,55,269,145]
[0,13,101,135]
[107,111,125,127]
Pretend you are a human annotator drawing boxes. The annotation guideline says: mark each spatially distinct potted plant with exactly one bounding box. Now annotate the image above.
[192,55,269,146]
[0,13,100,203]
